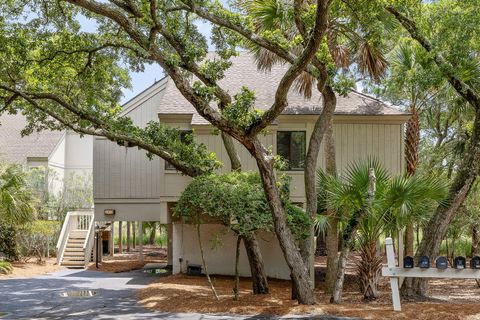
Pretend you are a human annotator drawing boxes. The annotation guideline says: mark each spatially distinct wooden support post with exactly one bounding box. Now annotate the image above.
[398,229,405,287]
[167,223,173,266]
[109,222,114,256]
[132,221,136,249]
[127,221,131,252]
[385,237,402,311]
[118,221,123,254]
[138,221,143,262]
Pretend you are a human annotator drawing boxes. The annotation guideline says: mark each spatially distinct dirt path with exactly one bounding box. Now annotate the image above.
[0,258,64,279]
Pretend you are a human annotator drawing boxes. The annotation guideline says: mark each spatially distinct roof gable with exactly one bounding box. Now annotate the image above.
[0,114,65,164]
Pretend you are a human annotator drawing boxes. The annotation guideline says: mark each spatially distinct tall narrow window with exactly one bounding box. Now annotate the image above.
[165,130,193,170]
[276,131,306,171]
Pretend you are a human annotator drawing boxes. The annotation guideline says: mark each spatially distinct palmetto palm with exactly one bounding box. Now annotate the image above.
[0,163,35,225]
[317,158,446,299]
[237,0,390,96]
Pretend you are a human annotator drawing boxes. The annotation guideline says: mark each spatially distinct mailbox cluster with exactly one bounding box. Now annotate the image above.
[403,255,480,269]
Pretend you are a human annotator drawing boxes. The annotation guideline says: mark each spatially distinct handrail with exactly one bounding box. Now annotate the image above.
[83,215,95,250]
[56,212,73,250]
[83,212,95,267]
[56,210,94,266]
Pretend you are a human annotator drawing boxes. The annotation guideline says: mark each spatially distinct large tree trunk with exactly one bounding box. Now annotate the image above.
[401,103,419,296]
[404,104,419,257]
[406,108,480,296]
[323,103,338,295]
[222,132,242,171]
[299,84,336,297]
[243,235,269,294]
[221,131,269,294]
[249,138,315,304]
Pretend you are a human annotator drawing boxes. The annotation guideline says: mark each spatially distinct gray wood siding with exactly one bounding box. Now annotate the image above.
[158,122,405,201]
[93,138,161,199]
[93,81,166,200]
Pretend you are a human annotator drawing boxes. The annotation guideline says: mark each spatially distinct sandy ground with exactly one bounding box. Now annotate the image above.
[87,246,167,273]
[138,255,480,319]
[0,257,64,279]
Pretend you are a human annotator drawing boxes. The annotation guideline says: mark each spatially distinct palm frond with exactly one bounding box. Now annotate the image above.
[358,41,389,82]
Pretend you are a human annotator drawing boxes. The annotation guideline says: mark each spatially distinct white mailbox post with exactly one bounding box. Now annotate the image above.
[382,237,480,311]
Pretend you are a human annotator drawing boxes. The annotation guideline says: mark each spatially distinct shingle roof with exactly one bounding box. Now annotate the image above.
[0,113,64,164]
[158,52,408,125]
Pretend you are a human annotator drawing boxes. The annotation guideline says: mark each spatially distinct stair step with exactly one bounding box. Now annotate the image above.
[62,257,85,262]
[64,252,84,257]
[65,247,83,252]
[66,243,84,247]
[61,261,85,267]
[67,239,85,243]
[70,230,88,237]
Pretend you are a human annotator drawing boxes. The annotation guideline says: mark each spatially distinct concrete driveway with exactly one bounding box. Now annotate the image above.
[0,269,360,320]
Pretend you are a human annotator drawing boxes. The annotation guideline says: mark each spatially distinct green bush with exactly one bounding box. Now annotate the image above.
[17,220,60,263]
[0,223,18,261]
[0,260,12,274]
[175,172,310,240]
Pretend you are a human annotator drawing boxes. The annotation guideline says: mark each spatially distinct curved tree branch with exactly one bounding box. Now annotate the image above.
[386,6,480,110]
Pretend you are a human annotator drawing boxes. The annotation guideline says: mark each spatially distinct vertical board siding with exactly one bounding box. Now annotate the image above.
[93,87,164,200]
[93,139,161,199]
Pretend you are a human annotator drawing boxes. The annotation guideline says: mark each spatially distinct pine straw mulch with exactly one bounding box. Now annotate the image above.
[138,256,480,319]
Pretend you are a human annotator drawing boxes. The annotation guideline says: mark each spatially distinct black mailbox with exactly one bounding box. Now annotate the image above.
[454,256,466,269]
[403,256,414,268]
[471,256,480,269]
[418,256,430,268]
[436,256,448,269]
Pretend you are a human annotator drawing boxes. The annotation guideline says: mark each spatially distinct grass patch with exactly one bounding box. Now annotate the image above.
[0,261,12,275]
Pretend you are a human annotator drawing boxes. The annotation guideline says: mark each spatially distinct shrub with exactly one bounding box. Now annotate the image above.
[17,220,60,263]
[0,260,12,274]
[0,223,18,261]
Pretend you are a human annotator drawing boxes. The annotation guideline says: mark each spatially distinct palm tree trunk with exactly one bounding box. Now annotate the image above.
[358,239,382,300]
[331,168,376,303]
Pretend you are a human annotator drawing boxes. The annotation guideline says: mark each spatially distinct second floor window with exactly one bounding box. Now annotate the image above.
[165,130,193,170]
[276,131,306,171]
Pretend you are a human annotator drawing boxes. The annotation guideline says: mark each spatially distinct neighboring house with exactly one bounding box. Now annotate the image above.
[93,53,410,279]
[0,113,93,196]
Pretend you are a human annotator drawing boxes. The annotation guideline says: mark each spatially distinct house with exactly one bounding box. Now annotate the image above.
[0,113,93,196]
[89,53,409,278]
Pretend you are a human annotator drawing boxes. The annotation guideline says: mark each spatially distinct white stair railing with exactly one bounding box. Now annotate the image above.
[56,210,94,266]
[83,215,96,267]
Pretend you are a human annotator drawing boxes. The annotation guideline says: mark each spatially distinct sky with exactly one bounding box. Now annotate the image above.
[79,15,213,105]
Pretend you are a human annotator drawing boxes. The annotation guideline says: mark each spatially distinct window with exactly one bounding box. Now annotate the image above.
[276,131,306,171]
[165,130,193,170]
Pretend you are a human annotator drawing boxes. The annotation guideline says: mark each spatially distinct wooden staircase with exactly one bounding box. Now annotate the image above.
[62,230,88,267]
[56,211,95,268]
